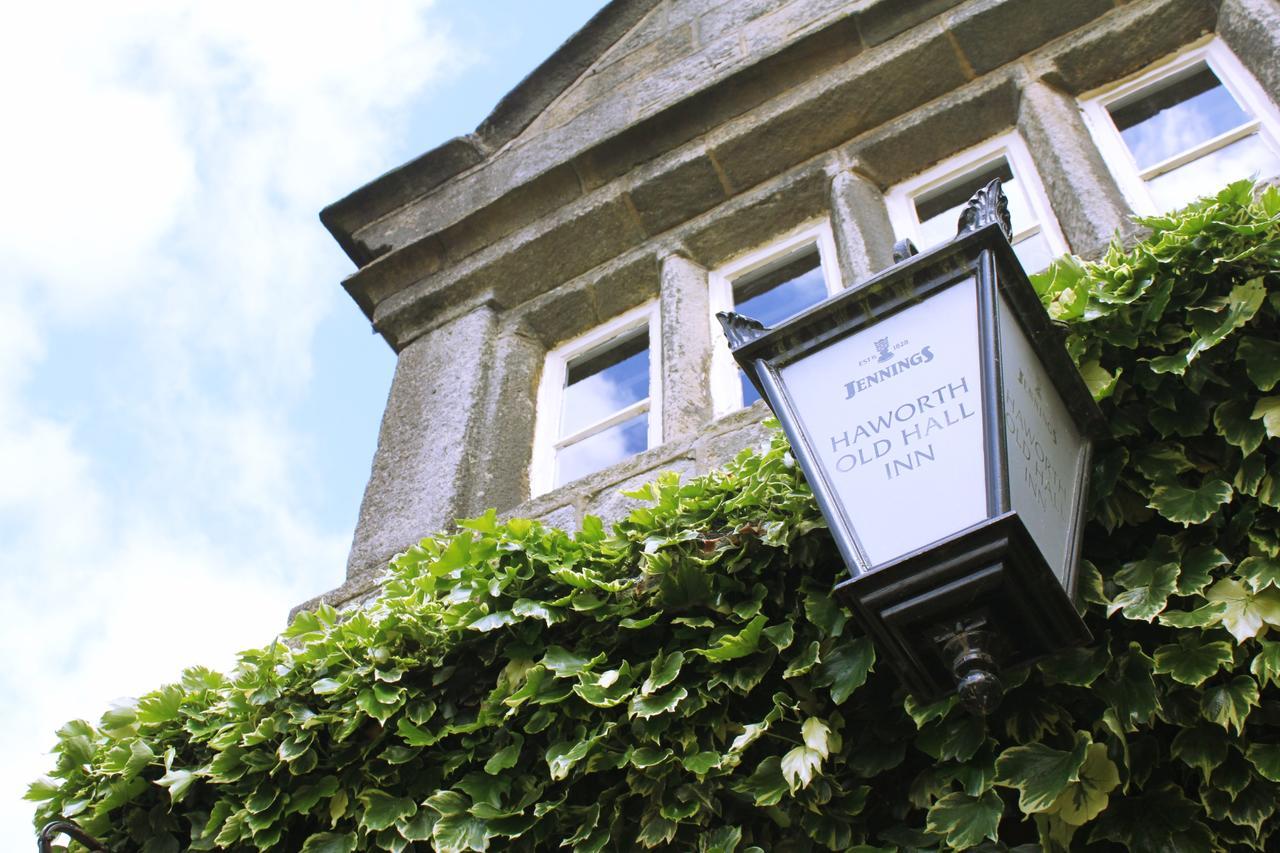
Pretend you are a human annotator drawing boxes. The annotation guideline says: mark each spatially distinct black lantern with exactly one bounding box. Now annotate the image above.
[718,181,1106,713]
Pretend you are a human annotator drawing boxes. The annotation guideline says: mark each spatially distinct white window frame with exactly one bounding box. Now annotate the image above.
[1079,37,1280,215]
[707,220,842,418]
[884,131,1069,264]
[530,302,662,497]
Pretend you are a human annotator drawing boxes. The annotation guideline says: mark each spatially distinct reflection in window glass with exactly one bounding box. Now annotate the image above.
[731,247,827,405]
[911,157,1047,272]
[560,333,649,437]
[1109,66,1249,170]
[555,413,648,487]
[1146,134,1280,211]
[1096,57,1280,213]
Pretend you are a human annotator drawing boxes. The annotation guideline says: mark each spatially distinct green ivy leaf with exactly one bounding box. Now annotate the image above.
[1171,724,1231,782]
[358,788,417,832]
[155,768,195,803]
[925,790,1003,848]
[433,812,492,853]
[1252,641,1280,687]
[1153,634,1233,686]
[995,731,1089,813]
[700,826,742,853]
[1109,560,1178,622]
[1098,645,1158,730]
[1214,400,1266,456]
[782,640,820,678]
[693,615,767,662]
[541,646,603,677]
[1087,784,1206,851]
[1238,554,1280,593]
[735,756,788,806]
[484,735,523,775]
[628,687,687,719]
[1158,600,1228,629]
[1148,478,1232,526]
[299,832,357,853]
[1237,336,1280,391]
[1252,396,1280,438]
[1045,742,1120,826]
[1177,545,1229,596]
[642,650,684,694]
[1201,675,1259,734]
[545,736,598,781]
[1037,645,1109,687]
[468,610,517,632]
[637,816,677,848]
[1185,277,1265,364]
[803,586,848,638]
[812,636,874,704]
[1079,360,1119,400]
[1245,743,1280,782]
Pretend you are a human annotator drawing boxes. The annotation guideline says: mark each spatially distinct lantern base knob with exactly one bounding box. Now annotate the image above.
[939,625,1003,715]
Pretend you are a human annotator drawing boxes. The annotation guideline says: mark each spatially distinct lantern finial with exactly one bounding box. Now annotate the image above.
[957,178,1012,241]
[716,311,768,349]
[939,622,1003,714]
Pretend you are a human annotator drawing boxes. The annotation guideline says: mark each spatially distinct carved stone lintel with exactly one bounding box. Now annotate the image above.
[957,178,1013,241]
[715,311,768,350]
[892,238,919,263]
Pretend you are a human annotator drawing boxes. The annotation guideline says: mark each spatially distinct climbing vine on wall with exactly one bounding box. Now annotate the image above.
[28,181,1280,851]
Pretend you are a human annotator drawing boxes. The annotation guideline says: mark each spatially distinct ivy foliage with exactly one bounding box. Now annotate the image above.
[28,181,1280,851]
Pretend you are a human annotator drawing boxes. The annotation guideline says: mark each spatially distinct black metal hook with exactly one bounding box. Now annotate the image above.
[38,821,108,852]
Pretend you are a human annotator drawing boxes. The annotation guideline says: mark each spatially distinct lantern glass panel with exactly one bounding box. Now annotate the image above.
[998,295,1089,588]
[777,277,988,568]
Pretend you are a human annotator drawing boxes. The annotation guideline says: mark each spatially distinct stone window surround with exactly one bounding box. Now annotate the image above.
[883,131,1069,268]
[706,219,843,419]
[1078,36,1280,216]
[529,300,663,498]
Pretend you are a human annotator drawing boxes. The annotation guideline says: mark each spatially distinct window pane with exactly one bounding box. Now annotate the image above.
[555,413,648,486]
[561,332,649,437]
[1145,132,1280,211]
[1012,230,1054,274]
[913,157,1035,248]
[1109,66,1250,170]
[733,246,827,327]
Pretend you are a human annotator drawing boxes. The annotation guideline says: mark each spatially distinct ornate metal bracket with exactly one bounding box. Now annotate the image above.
[39,821,108,852]
[715,311,768,350]
[957,178,1013,241]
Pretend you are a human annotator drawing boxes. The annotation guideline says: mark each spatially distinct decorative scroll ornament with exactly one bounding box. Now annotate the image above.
[956,177,1013,241]
[892,237,919,263]
[716,311,768,349]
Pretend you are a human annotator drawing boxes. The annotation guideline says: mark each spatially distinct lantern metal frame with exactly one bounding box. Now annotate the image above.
[718,182,1107,712]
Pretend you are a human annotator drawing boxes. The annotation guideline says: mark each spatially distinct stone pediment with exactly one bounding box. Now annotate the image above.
[321,0,878,271]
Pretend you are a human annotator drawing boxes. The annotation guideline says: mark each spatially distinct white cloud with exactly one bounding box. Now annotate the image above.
[0,0,463,844]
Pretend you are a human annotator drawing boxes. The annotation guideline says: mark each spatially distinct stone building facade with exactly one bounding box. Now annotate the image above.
[301,0,1280,612]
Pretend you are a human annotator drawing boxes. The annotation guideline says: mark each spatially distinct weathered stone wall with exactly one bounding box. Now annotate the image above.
[298,0,1280,614]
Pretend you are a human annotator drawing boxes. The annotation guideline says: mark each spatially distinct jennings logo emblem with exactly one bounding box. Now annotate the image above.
[845,338,935,399]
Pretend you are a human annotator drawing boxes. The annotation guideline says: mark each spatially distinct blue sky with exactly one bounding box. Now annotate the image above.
[0,0,604,843]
